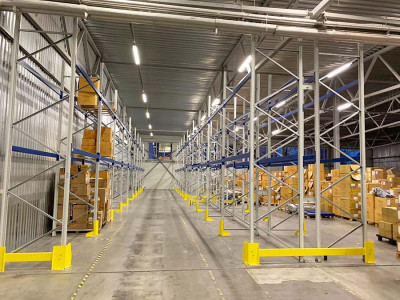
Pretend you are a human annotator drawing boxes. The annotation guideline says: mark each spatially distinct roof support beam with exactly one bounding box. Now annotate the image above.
[310,0,335,19]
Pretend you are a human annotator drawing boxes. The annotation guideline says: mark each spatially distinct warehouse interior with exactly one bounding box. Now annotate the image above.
[1,0,400,299]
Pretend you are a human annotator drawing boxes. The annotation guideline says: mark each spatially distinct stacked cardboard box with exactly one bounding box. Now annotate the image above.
[397,202,400,258]
[321,181,333,213]
[77,76,100,107]
[81,128,114,157]
[337,165,361,219]
[379,207,398,240]
[375,196,397,223]
[57,165,92,230]
[90,170,112,223]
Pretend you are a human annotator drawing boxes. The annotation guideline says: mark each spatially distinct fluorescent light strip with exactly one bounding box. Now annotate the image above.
[272,129,280,135]
[212,98,220,106]
[238,55,252,73]
[132,45,140,65]
[275,100,286,108]
[326,62,352,78]
[337,102,352,111]
[146,111,150,118]
[142,92,147,103]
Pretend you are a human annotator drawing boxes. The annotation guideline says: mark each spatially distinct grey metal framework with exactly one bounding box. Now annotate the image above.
[1,0,400,265]
[0,12,144,258]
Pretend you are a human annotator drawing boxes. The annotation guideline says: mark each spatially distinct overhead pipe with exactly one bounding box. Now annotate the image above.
[2,0,400,45]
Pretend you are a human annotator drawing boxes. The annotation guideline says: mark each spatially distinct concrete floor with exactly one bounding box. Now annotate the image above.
[1,189,400,299]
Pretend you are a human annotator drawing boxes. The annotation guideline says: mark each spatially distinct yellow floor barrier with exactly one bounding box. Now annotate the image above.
[0,243,72,271]
[242,241,375,265]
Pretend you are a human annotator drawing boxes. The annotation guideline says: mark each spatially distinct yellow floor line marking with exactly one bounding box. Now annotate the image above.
[70,220,126,300]
[180,216,226,300]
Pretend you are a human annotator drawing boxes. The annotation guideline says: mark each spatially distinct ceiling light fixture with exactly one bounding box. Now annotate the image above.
[132,45,140,65]
[272,129,280,135]
[148,124,152,129]
[238,55,252,73]
[142,92,147,103]
[337,102,352,111]
[201,114,206,121]
[150,132,153,137]
[212,98,220,107]
[146,111,150,119]
[275,100,286,108]
[326,62,352,78]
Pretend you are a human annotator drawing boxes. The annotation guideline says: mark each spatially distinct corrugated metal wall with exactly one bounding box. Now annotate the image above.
[372,144,400,170]
[0,12,117,251]
[143,142,178,190]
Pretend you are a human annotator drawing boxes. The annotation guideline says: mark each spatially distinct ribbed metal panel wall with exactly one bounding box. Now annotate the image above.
[372,144,400,170]
[0,12,87,251]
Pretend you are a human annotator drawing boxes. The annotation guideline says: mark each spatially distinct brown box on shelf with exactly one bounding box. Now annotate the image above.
[387,168,400,177]
[380,179,392,190]
[57,204,90,229]
[69,165,89,174]
[366,182,381,192]
[70,183,91,196]
[100,142,113,157]
[284,165,297,174]
[81,145,96,154]
[379,221,393,239]
[78,91,98,107]
[58,195,90,205]
[367,193,375,223]
[100,127,113,142]
[78,76,100,93]
[60,170,90,185]
[372,168,386,180]
[82,139,96,146]
[83,129,97,139]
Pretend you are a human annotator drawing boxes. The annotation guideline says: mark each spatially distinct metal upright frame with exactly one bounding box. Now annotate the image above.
[0,12,144,271]
[176,34,375,266]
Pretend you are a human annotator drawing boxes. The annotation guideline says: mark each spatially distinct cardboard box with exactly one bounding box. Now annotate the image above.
[379,221,392,239]
[380,179,392,190]
[383,206,398,223]
[81,145,96,154]
[82,139,96,146]
[367,193,375,223]
[101,127,113,142]
[100,142,113,157]
[83,129,97,140]
[60,170,90,184]
[78,76,100,93]
[70,183,91,196]
[372,168,386,180]
[387,168,400,177]
[57,204,90,229]
[78,91,98,106]
[69,165,89,174]
[58,195,90,205]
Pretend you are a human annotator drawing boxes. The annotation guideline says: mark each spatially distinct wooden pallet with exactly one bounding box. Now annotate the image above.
[80,104,117,113]
[335,215,358,222]
[376,234,397,246]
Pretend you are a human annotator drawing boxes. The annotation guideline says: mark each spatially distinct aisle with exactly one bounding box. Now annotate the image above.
[2,190,400,300]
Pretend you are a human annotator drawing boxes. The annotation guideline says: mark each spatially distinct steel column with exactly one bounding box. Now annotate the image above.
[358,44,368,245]
[249,35,256,243]
[0,12,21,246]
[314,40,321,249]
[297,38,305,254]
[61,17,79,246]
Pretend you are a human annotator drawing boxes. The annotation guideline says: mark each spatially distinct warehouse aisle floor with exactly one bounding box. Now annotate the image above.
[1,189,400,300]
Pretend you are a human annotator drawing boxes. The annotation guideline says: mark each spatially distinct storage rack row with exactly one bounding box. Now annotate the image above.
[175,35,375,265]
[0,14,144,271]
